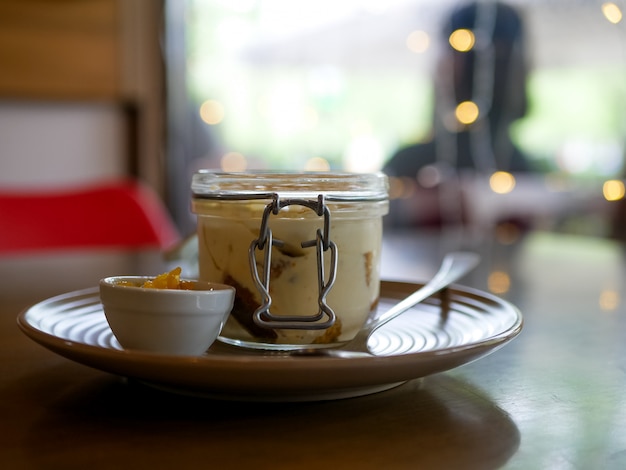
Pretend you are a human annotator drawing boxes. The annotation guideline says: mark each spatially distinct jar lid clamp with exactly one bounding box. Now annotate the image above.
[249,193,338,330]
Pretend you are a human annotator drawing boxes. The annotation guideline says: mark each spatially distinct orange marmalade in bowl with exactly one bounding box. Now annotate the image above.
[115,267,195,289]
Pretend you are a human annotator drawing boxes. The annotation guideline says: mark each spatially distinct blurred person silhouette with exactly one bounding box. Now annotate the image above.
[384,1,533,228]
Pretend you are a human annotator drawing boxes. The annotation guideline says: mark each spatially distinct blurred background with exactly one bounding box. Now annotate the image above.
[1,0,625,241]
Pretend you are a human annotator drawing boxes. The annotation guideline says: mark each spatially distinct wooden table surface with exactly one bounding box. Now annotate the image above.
[1,229,625,469]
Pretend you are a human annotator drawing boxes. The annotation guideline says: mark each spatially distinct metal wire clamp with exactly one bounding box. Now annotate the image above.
[249,193,338,330]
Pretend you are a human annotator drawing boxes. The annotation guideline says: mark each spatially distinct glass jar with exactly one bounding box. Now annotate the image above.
[191,171,389,349]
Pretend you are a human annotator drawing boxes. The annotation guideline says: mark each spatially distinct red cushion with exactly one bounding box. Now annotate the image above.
[0,180,181,254]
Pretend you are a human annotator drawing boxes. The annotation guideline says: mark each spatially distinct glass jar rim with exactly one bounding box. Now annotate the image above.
[191,170,389,202]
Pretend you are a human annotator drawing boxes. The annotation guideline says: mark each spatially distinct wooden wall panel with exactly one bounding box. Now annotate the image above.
[0,0,121,100]
[0,0,167,199]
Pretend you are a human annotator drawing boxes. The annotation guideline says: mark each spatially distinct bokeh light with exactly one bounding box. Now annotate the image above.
[490,171,516,194]
[200,100,225,125]
[603,179,625,201]
[602,2,623,24]
[449,28,475,52]
[304,157,330,171]
[417,164,443,188]
[488,271,511,294]
[406,30,430,54]
[599,289,619,311]
[495,222,522,245]
[388,176,417,200]
[220,151,247,171]
[455,101,480,125]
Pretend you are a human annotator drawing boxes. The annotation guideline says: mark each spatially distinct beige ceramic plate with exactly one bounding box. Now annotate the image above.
[17,281,522,402]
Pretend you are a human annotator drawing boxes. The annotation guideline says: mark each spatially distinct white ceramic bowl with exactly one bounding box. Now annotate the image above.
[99,276,235,356]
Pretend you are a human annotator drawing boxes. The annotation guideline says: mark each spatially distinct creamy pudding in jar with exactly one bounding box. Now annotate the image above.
[191,172,389,349]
